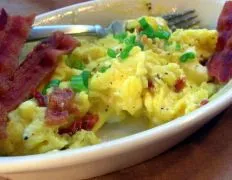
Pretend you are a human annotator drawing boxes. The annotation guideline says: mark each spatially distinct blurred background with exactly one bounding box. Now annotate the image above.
[0,0,87,15]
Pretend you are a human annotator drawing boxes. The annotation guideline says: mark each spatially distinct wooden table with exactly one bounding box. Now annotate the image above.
[1,1,232,179]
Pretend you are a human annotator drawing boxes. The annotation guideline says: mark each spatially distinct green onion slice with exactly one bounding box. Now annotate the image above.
[180,51,196,62]
[107,48,117,58]
[70,75,87,92]
[153,30,171,40]
[138,17,150,29]
[141,28,170,40]
[42,79,61,94]
[82,71,91,88]
[120,45,134,60]
[70,71,91,92]
[139,18,171,40]
[140,26,155,38]
[124,35,144,50]
[124,35,136,45]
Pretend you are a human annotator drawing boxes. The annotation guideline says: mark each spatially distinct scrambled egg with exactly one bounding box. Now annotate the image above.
[0,16,220,155]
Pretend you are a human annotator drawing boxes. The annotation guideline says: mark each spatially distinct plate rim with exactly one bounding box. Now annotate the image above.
[0,0,231,173]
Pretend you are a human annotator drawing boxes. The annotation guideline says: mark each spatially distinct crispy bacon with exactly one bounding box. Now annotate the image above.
[0,32,79,138]
[59,113,99,135]
[0,32,79,112]
[32,90,47,107]
[207,1,232,82]
[0,104,7,139]
[0,9,7,31]
[45,88,75,125]
[148,79,154,90]
[46,109,70,126]
[174,78,186,93]
[0,9,35,93]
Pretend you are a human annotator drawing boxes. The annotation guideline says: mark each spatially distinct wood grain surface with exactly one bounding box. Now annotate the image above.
[1,0,232,179]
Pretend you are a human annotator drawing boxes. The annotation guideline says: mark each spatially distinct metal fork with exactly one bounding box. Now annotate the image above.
[28,10,199,41]
[162,9,199,31]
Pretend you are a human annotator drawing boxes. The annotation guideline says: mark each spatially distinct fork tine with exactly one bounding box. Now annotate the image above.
[167,14,198,26]
[169,19,200,31]
[175,19,200,29]
[162,9,196,21]
[161,9,200,31]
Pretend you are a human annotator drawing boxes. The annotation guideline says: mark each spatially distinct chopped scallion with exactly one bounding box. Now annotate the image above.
[42,79,61,94]
[140,26,155,38]
[124,35,136,45]
[138,17,149,29]
[180,52,196,62]
[139,20,171,40]
[124,35,144,50]
[70,75,87,92]
[70,71,91,92]
[107,48,117,58]
[82,71,91,88]
[120,45,134,60]
[153,30,171,40]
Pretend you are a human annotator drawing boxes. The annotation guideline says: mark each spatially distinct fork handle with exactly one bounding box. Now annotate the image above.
[28,24,106,41]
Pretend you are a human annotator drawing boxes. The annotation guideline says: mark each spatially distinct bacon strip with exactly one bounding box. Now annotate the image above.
[33,90,47,107]
[0,104,7,139]
[59,113,99,136]
[0,32,79,138]
[147,79,154,90]
[174,78,186,93]
[0,9,35,93]
[207,1,232,82]
[45,88,75,125]
[0,32,79,112]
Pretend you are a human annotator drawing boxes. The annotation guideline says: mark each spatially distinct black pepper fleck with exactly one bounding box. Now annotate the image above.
[146,2,152,11]
[24,136,29,140]
[157,74,161,79]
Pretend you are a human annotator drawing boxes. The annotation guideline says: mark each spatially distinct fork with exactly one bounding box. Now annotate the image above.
[28,9,199,41]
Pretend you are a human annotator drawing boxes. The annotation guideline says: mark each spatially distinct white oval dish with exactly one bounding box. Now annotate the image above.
[0,0,231,179]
